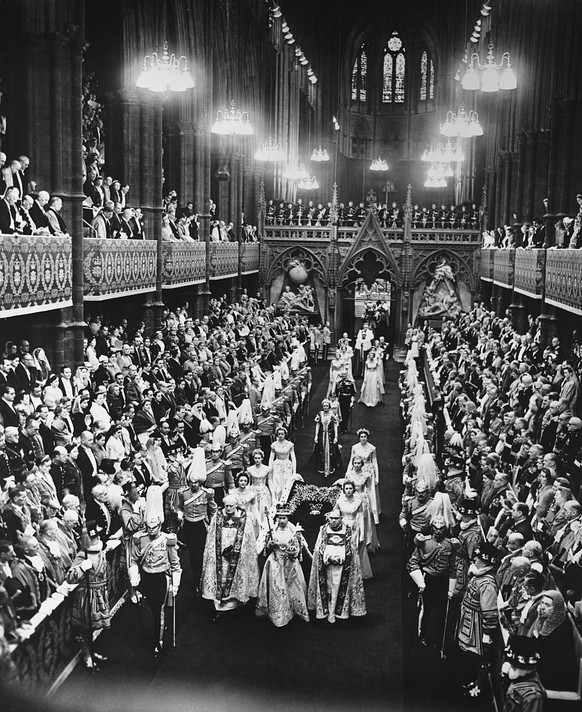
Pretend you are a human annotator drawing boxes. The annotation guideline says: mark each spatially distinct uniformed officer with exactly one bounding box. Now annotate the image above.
[502,635,546,712]
[178,464,217,592]
[336,373,356,435]
[408,514,459,646]
[203,444,234,508]
[129,511,181,655]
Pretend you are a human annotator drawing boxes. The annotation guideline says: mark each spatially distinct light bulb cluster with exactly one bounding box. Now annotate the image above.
[461,43,517,92]
[440,105,483,138]
[270,4,317,84]
[424,163,449,188]
[298,175,319,190]
[370,157,390,172]
[254,136,285,162]
[283,163,309,181]
[136,41,195,93]
[421,142,465,164]
[311,146,330,161]
[211,100,254,135]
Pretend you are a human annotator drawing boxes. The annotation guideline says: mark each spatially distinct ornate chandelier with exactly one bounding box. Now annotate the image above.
[420,141,464,164]
[311,146,330,162]
[461,43,517,92]
[283,163,309,181]
[370,156,390,172]
[440,105,483,138]
[255,137,285,162]
[211,101,254,135]
[298,175,319,190]
[136,41,195,93]
[424,163,449,188]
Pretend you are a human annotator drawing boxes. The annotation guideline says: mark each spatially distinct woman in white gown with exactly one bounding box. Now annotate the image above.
[247,448,272,527]
[327,355,345,398]
[232,472,260,537]
[349,428,381,524]
[358,348,385,407]
[256,504,309,627]
[344,455,379,551]
[268,427,297,502]
[336,480,373,579]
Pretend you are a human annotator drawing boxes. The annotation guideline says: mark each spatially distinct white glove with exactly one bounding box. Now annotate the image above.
[482,633,492,646]
[80,558,93,572]
[399,518,407,531]
[409,569,425,590]
[128,564,141,588]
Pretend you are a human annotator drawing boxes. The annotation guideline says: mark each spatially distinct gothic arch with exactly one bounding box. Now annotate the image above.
[339,246,401,288]
[412,249,476,291]
[266,246,327,286]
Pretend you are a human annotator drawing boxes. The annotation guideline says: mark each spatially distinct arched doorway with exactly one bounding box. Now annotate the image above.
[339,249,398,356]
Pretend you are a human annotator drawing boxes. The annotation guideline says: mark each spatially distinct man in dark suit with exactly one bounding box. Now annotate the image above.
[12,353,38,396]
[29,190,51,230]
[0,386,19,428]
[76,431,100,499]
[0,187,19,233]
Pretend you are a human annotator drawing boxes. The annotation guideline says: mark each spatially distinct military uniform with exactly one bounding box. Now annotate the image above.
[179,486,216,588]
[204,457,234,507]
[453,520,483,597]
[336,378,356,434]
[503,673,546,712]
[129,529,181,651]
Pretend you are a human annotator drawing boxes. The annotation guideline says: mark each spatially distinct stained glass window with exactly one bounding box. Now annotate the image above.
[420,50,435,102]
[352,45,368,104]
[382,32,406,104]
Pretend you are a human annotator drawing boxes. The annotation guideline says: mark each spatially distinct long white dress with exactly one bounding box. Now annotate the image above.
[358,356,385,407]
[344,465,380,551]
[349,442,381,523]
[268,440,296,502]
[247,463,272,526]
[336,493,373,579]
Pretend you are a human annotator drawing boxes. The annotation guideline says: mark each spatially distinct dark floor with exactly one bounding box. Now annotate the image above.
[6,361,495,712]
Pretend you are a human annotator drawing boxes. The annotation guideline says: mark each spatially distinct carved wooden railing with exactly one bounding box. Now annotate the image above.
[162,241,207,287]
[263,225,480,243]
[208,242,239,279]
[545,248,582,314]
[11,538,126,696]
[493,248,515,288]
[514,248,545,298]
[240,242,260,274]
[480,248,495,281]
[0,234,72,315]
[83,238,157,299]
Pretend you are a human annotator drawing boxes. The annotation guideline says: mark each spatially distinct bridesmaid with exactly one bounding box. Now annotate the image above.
[247,448,272,527]
[348,428,381,524]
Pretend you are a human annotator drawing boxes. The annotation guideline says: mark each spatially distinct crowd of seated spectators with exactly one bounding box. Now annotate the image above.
[266,198,480,230]
[0,153,70,237]
[0,295,311,670]
[482,193,582,249]
[400,305,582,697]
[162,191,258,243]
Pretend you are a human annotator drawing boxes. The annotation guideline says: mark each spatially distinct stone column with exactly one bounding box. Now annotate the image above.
[509,293,528,334]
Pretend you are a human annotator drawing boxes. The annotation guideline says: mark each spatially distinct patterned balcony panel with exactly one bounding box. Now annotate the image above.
[83,238,157,300]
[209,242,239,280]
[545,249,582,315]
[162,242,207,288]
[264,226,333,241]
[480,248,495,282]
[241,242,260,274]
[493,248,515,288]
[514,249,545,298]
[11,540,126,695]
[410,229,481,243]
[0,234,72,316]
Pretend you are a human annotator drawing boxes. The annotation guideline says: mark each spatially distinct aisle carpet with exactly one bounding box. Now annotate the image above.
[48,362,404,712]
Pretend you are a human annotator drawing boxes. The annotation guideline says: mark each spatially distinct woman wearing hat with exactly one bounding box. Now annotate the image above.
[66,521,111,670]
[256,503,309,627]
